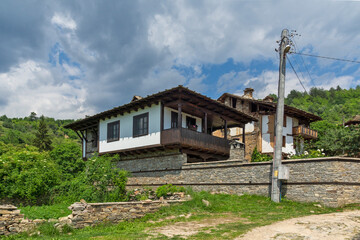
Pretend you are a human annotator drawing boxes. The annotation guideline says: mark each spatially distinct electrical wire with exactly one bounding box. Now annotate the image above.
[293,52,360,64]
[287,57,308,94]
[291,40,316,87]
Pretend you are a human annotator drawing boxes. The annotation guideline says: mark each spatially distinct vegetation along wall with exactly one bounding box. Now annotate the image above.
[124,156,360,207]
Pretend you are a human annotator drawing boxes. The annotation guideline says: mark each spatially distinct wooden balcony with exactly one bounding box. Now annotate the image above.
[161,128,230,156]
[292,125,318,139]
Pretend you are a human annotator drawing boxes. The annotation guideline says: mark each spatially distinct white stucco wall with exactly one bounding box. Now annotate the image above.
[261,115,295,155]
[99,103,161,153]
[228,122,255,137]
[163,107,202,132]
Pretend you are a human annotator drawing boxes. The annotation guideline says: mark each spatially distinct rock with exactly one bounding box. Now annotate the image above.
[202,199,210,207]
[314,204,322,208]
[80,199,87,204]
[48,218,58,223]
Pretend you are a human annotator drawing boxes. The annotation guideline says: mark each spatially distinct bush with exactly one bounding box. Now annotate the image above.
[251,147,272,162]
[156,184,185,198]
[50,140,84,180]
[52,154,129,203]
[0,145,61,204]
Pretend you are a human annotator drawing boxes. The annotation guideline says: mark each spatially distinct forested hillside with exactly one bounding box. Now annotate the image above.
[283,85,360,157]
[0,112,78,146]
[285,85,360,124]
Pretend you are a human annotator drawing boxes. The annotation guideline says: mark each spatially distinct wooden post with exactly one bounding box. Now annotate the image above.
[178,103,182,129]
[242,125,246,152]
[224,120,227,139]
[160,102,164,131]
[204,112,208,134]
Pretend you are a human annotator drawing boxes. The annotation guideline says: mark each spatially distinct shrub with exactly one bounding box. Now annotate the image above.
[0,146,61,204]
[50,140,84,180]
[156,184,185,198]
[251,147,272,162]
[52,154,129,203]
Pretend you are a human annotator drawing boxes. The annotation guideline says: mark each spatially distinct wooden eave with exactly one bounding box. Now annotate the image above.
[65,86,257,131]
[218,92,322,123]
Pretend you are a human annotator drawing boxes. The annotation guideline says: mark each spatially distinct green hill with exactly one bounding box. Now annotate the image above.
[285,85,360,124]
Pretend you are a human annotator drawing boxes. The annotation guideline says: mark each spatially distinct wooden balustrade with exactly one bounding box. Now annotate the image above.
[292,125,318,139]
[161,128,230,155]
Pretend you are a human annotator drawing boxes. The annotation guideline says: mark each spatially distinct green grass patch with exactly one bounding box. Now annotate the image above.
[19,203,71,220]
[6,190,360,240]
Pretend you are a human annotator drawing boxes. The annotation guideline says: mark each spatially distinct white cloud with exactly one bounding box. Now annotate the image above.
[228,70,360,99]
[62,63,81,76]
[0,60,92,119]
[51,13,77,30]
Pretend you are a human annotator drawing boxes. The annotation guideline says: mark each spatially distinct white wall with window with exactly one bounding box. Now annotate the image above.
[98,103,161,153]
[261,115,296,155]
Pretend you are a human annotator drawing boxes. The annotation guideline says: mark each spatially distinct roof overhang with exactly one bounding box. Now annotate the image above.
[65,86,258,131]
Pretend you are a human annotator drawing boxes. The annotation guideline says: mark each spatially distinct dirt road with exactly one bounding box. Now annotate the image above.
[237,210,360,240]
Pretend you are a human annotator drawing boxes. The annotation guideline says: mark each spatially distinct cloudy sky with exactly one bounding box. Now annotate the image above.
[1,0,360,119]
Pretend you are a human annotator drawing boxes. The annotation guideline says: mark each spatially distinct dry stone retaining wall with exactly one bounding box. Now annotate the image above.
[124,156,360,207]
[0,198,186,236]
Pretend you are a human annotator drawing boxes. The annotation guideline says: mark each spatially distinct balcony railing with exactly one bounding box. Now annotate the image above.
[292,125,318,139]
[161,128,230,155]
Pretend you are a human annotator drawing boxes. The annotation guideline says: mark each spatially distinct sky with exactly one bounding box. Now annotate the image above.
[1,0,360,119]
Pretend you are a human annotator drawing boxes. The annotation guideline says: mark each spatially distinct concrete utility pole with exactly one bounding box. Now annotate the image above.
[271,29,291,203]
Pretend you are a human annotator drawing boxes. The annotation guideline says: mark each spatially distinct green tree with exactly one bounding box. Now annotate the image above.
[29,112,37,121]
[34,115,52,151]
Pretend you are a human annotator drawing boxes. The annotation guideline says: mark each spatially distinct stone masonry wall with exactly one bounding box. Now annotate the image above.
[123,157,360,207]
[0,198,186,236]
[59,199,186,229]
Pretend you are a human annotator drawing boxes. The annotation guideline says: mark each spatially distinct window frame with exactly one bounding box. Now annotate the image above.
[171,111,178,128]
[107,120,120,143]
[133,112,149,138]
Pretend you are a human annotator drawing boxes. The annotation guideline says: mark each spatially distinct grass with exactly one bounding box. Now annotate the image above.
[6,190,360,239]
[18,203,71,220]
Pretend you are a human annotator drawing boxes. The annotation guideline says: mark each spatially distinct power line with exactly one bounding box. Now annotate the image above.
[290,54,308,88]
[293,52,360,64]
[291,40,316,87]
[287,57,308,94]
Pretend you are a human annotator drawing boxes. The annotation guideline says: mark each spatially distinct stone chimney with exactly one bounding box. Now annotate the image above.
[243,88,254,99]
[263,95,274,103]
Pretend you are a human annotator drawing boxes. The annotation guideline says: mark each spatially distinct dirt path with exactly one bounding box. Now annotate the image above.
[237,210,360,240]
[148,213,250,238]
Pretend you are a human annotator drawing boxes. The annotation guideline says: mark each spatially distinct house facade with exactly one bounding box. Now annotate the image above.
[216,88,321,161]
[65,86,256,163]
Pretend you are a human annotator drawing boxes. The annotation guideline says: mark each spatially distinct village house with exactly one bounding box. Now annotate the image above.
[65,86,257,164]
[345,115,360,126]
[216,88,322,161]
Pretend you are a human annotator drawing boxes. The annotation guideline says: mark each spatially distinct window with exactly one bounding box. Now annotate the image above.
[231,97,237,108]
[133,113,149,137]
[107,121,120,142]
[171,111,178,128]
[250,102,257,112]
[282,136,286,147]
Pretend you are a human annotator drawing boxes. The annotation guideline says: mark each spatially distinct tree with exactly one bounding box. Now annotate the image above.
[29,112,37,121]
[34,115,52,151]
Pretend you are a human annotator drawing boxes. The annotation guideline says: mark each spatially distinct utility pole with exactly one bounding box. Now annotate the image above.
[271,29,291,203]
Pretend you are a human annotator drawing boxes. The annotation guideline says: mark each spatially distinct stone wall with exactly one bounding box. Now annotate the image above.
[124,157,360,207]
[0,205,39,236]
[59,198,186,229]
[0,198,187,236]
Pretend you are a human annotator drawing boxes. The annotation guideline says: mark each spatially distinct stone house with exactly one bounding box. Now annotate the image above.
[65,85,256,163]
[216,88,321,161]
